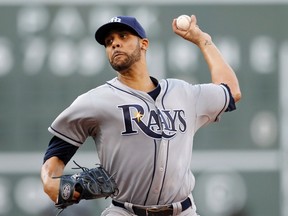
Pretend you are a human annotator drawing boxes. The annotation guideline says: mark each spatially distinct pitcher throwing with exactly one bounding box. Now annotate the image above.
[41,14,241,216]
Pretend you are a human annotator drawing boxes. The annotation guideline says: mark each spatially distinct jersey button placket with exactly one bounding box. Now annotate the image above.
[159,140,167,173]
[148,139,168,201]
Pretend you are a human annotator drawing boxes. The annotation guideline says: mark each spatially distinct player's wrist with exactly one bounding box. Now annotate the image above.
[196,37,214,52]
[43,183,59,203]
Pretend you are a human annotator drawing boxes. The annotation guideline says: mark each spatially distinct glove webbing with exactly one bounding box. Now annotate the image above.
[54,161,111,216]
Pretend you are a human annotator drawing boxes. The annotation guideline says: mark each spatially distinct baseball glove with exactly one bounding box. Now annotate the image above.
[54,161,118,214]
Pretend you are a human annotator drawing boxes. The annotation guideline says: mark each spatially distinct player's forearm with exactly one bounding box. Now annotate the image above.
[199,39,241,102]
[172,14,241,103]
[41,156,65,202]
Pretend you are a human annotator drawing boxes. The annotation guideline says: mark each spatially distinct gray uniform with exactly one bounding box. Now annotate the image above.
[48,77,230,206]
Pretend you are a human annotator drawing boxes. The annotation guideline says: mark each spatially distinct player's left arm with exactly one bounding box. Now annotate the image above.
[41,137,82,204]
[172,15,241,103]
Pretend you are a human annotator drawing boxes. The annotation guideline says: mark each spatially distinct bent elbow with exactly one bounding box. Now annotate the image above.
[233,91,242,103]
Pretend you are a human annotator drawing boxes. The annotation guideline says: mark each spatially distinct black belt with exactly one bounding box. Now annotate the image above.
[112,197,192,216]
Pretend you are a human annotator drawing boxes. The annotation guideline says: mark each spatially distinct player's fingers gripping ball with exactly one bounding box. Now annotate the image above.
[176,15,191,31]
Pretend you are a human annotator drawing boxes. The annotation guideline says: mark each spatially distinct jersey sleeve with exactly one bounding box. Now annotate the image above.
[43,136,78,165]
[194,83,230,131]
[48,93,97,147]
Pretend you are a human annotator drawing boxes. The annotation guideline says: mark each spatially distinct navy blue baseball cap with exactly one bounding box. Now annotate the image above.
[95,16,147,45]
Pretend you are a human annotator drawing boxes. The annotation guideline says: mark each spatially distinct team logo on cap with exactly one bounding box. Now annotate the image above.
[109,17,121,23]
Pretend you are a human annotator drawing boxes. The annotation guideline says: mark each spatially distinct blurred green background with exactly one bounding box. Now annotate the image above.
[0,1,286,216]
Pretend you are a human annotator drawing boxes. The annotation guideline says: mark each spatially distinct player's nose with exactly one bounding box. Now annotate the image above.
[111,37,121,49]
[112,44,121,49]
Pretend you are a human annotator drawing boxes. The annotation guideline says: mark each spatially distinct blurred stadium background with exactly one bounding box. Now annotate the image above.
[0,0,287,215]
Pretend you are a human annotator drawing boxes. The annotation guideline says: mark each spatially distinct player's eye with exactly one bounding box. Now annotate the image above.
[105,38,113,47]
[119,32,128,39]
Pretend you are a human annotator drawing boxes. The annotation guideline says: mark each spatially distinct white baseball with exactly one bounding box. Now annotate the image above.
[176,15,191,31]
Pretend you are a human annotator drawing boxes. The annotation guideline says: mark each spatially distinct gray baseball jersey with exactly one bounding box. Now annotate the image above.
[48,77,230,206]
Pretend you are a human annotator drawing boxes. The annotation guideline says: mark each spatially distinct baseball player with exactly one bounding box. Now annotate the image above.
[41,15,241,216]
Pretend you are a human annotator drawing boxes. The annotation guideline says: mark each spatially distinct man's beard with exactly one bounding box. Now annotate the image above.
[109,43,141,72]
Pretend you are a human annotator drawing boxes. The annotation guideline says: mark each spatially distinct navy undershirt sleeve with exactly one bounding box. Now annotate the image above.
[221,83,236,112]
[43,136,78,165]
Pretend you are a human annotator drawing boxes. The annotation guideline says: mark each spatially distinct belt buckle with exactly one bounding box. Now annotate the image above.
[145,205,173,216]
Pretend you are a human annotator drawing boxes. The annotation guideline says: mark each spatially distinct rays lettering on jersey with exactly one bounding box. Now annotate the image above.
[118,104,186,139]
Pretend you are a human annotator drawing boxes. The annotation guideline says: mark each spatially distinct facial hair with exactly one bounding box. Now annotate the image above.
[109,41,141,72]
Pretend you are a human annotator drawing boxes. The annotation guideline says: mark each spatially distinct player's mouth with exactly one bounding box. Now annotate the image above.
[112,51,126,60]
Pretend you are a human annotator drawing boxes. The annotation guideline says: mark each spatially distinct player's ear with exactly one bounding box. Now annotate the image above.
[140,38,149,51]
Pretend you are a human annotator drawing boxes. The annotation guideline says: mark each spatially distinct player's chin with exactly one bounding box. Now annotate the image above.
[110,61,129,72]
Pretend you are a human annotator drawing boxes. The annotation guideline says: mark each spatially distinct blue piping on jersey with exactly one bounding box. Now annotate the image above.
[49,126,83,145]
[215,84,229,121]
[106,81,151,112]
[161,79,169,109]
[148,79,170,204]
[144,139,158,205]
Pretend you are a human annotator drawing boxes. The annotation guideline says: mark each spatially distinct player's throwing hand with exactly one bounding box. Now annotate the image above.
[172,15,212,47]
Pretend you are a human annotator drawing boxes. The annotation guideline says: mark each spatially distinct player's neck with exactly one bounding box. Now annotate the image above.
[117,68,155,92]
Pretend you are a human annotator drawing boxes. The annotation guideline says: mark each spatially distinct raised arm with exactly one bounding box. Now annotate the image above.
[172,15,241,102]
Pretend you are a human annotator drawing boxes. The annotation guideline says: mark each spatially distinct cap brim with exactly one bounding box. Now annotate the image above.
[95,22,141,45]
